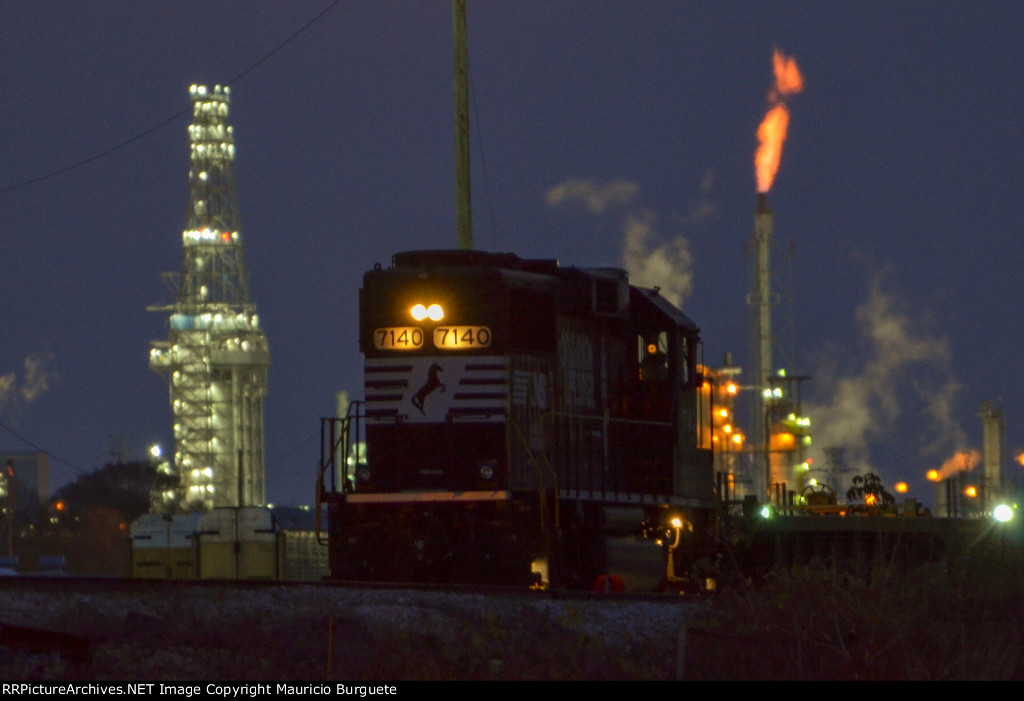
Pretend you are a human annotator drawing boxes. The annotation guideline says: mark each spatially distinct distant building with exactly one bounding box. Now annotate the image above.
[0,451,50,504]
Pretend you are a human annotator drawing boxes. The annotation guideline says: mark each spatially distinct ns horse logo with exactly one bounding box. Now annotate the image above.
[411,363,447,415]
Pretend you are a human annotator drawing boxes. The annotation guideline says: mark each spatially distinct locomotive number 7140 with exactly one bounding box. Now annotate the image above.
[434,326,491,349]
[373,327,425,350]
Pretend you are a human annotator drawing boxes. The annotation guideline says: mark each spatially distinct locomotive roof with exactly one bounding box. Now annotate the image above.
[391,249,559,275]
[631,285,700,333]
[382,250,698,332]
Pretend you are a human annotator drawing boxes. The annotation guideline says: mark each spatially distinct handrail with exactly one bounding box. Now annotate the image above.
[314,402,365,546]
[507,414,559,531]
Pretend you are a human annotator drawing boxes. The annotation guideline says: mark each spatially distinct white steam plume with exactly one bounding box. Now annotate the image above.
[0,373,15,413]
[20,353,54,402]
[545,173,716,309]
[621,210,694,308]
[544,178,639,214]
[0,353,57,413]
[806,272,968,481]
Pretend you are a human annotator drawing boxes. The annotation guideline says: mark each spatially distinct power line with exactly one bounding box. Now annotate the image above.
[0,420,86,475]
[0,0,343,197]
[266,430,320,470]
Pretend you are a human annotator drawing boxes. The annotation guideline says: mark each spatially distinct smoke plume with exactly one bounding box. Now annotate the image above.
[931,449,981,481]
[544,178,639,215]
[621,211,694,308]
[806,273,968,480]
[0,373,15,413]
[0,353,57,413]
[545,174,715,309]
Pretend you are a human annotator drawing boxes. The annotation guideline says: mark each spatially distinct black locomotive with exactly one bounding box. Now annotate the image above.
[318,249,715,588]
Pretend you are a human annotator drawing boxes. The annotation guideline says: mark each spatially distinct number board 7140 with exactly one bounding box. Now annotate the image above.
[433,326,491,349]
[373,327,424,350]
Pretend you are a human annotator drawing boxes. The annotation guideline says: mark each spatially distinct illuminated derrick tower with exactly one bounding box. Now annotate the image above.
[149,85,270,510]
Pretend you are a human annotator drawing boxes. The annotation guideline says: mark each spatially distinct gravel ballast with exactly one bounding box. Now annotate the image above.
[0,583,702,680]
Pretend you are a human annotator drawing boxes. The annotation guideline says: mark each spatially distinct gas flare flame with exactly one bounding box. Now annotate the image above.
[755,48,803,193]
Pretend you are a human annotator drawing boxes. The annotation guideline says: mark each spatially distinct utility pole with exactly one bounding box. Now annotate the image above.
[453,0,472,250]
[5,460,15,558]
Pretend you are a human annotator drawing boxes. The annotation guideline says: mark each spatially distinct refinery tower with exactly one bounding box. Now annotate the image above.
[150,85,270,510]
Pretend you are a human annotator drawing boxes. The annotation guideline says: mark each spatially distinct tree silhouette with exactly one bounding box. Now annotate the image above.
[40,460,179,574]
[51,460,177,525]
[846,473,895,506]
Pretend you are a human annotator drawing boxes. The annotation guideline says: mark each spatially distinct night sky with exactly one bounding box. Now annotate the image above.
[1,2,1021,508]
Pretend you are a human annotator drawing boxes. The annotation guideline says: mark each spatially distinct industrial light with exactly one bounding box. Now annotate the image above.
[993,504,1014,523]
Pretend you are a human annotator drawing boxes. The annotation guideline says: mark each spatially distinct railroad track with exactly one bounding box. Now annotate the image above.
[0,573,702,680]
[0,573,695,602]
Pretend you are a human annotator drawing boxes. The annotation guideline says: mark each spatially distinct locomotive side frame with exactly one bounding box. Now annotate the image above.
[318,250,715,589]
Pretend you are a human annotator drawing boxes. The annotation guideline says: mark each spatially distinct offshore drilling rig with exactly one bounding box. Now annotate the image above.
[149,85,270,510]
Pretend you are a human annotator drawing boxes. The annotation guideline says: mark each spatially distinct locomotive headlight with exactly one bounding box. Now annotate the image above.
[410,303,444,321]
